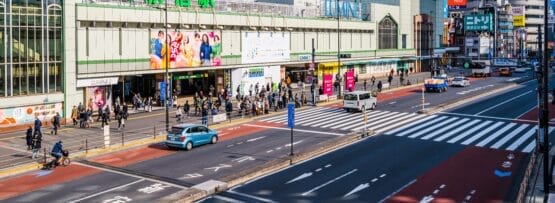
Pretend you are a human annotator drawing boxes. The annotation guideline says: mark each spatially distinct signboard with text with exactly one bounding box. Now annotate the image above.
[448,0,467,9]
[287,103,295,128]
[464,14,493,31]
[323,74,333,96]
[345,69,355,92]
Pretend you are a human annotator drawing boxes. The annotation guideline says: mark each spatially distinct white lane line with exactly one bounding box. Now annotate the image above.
[312,113,360,128]
[266,150,273,153]
[315,168,322,172]
[475,123,517,147]
[447,121,492,143]
[395,116,447,137]
[461,122,504,145]
[380,174,386,178]
[295,110,346,125]
[243,124,345,136]
[438,111,538,123]
[433,120,481,142]
[302,112,355,126]
[506,127,537,151]
[227,190,278,203]
[331,111,390,129]
[369,113,411,130]
[522,140,536,153]
[516,105,538,120]
[475,90,533,115]
[378,114,429,133]
[420,118,470,140]
[408,117,459,139]
[378,179,417,203]
[68,179,145,203]
[213,195,246,203]
[352,112,409,131]
[389,101,397,105]
[301,169,358,196]
[325,164,332,168]
[384,115,438,135]
[247,136,266,142]
[371,178,378,182]
[350,112,403,131]
[322,110,386,129]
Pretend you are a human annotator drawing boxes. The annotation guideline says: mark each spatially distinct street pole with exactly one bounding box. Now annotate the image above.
[493,5,497,63]
[337,0,341,98]
[290,127,294,156]
[542,0,550,196]
[311,38,316,106]
[164,0,170,132]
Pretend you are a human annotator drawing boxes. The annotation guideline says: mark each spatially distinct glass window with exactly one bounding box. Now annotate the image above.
[48,63,61,92]
[344,94,358,100]
[28,64,38,94]
[378,16,398,49]
[13,66,22,95]
[0,64,4,97]
[170,127,184,134]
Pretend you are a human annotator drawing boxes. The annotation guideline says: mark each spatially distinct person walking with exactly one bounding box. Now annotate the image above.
[31,133,42,160]
[201,105,208,125]
[225,99,233,122]
[377,81,383,92]
[34,116,42,137]
[117,112,125,130]
[71,106,78,126]
[122,103,129,120]
[176,105,183,122]
[101,107,108,128]
[363,79,367,91]
[26,126,33,150]
[184,100,190,117]
[51,112,60,135]
[97,107,103,122]
[371,75,376,87]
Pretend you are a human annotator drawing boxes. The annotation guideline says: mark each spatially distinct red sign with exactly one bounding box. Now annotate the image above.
[345,69,355,92]
[448,0,467,6]
[323,74,333,96]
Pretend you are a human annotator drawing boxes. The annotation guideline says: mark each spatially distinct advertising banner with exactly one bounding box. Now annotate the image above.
[448,0,467,9]
[345,69,355,92]
[150,30,222,69]
[242,32,290,64]
[0,103,63,127]
[512,6,525,27]
[231,66,281,97]
[86,87,113,112]
[323,74,333,96]
[464,14,493,31]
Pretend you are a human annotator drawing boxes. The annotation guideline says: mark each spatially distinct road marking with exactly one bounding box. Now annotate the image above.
[389,101,397,105]
[475,90,533,115]
[447,121,491,143]
[408,117,459,139]
[378,114,429,133]
[266,150,273,153]
[213,195,246,203]
[343,183,370,197]
[507,127,538,151]
[475,123,517,147]
[205,164,232,172]
[420,118,470,140]
[352,112,409,131]
[378,179,416,203]
[301,169,358,196]
[315,168,322,172]
[395,116,447,137]
[179,173,203,180]
[286,172,313,184]
[243,124,345,136]
[68,179,145,203]
[232,156,255,163]
[433,119,481,142]
[325,164,332,168]
[371,178,378,182]
[285,140,303,147]
[380,174,386,178]
[227,190,278,203]
[461,122,504,145]
[247,136,266,142]
[438,112,538,123]
[330,111,390,129]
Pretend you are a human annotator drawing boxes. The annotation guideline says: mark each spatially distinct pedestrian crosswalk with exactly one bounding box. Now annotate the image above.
[259,107,551,153]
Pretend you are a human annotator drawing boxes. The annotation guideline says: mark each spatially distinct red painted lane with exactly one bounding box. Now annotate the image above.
[388,147,524,203]
[0,164,100,200]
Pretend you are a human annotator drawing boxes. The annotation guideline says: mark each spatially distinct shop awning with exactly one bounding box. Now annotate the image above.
[318,62,343,68]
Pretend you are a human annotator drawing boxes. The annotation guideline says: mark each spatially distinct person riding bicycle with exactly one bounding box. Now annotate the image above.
[51,141,63,165]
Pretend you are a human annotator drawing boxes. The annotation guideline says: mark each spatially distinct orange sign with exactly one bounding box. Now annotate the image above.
[448,0,467,6]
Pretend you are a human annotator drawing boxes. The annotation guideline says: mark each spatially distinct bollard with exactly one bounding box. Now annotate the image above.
[154,125,156,139]
[85,138,88,153]
[121,131,124,146]
[43,148,47,164]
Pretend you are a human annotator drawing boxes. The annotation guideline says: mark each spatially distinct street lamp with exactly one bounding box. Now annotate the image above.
[336,0,342,98]
[154,1,171,132]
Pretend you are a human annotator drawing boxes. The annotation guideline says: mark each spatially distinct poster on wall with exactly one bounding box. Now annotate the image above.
[150,30,222,69]
[0,103,63,127]
[323,74,333,96]
[85,87,113,112]
[231,66,281,97]
[345,69,355,92]
[242,32,290,64]
[448,0,466,10]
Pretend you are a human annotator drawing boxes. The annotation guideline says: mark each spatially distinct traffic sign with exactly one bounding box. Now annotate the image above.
[287,102,295,128]
[160,82,166,101]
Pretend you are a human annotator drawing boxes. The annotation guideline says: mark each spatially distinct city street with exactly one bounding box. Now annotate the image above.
[0,72,542,203]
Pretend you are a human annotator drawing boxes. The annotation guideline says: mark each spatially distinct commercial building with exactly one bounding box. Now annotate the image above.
[0,0,442,129]
[509,0,545,52]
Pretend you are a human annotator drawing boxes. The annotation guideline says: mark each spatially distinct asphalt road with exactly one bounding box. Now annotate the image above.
[199,73,546,202]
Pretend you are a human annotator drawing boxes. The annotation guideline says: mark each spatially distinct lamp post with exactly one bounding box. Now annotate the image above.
[541,0,550,197]
[337,0,341,98]
[162,1,170,132]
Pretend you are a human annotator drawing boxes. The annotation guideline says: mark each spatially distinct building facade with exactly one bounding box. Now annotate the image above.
[0,0,440,129]
[509,0,545,51]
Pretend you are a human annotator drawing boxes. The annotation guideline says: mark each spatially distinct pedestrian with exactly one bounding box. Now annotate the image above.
[117,113,124,130]
[31,133,42,160]
[97,106,103,122]
[77,102,84,113]
[51,112,60,135]
[249,84,253,97]
[176,105,183,122]
[371,75,376,86]
[101,108,108,128]
[225,99,233,121]
[71,105,78,126]
[114,104,120,120]
[201,105,208,125]
[388,74,393,84]
[122,103,129,120]
[34,116,42,137]
[363,80,367,91]
[26,126,33,150]
[377,81,383,92]
[184,100,190,117]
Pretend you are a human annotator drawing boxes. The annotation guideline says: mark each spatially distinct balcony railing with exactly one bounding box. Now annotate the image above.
[80,0,321,18]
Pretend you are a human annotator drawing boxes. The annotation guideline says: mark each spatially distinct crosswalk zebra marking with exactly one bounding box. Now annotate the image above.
[263,107,336,122]
[311,112,362,127]
[447,121,492,144]
[331,111,391,129]
[475,123,517,147]
[522,140,536,153]
[377,114,429,133]
[433,119,481,142]
[324,110,387,129]
[506,127,537,151]
[490,124,530,149]
[382,115,438,134]
[302,111,359,126]
[461,122,505,145]
[349,111,402,131]
[295,109,346,124]
[395,116,448,137]
[368,113,411,131]
[408,117,460,139]
[420,118,471,140]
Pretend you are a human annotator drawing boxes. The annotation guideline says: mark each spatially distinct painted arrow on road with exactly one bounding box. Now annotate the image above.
[420,195,434,203]
[286,172,313,184]
[34,170,53,177]
[343,183,370,197]
[494,169,512,177]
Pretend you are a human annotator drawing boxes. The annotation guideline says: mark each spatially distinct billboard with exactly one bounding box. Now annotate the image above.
[0,103,63,127]
[512,6,525,27]
[150,30,222,69]
[448,0,467,9]
[464,14,493,31]
[242,31,290,64]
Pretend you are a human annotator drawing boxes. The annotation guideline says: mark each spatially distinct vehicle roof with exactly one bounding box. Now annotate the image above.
[172,123,200,128]
[344,91,372,95]
[453,76,466,79]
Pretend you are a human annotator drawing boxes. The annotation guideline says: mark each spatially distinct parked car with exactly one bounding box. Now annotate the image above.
[165,124,218,150]
[499,67,512,76]
[343,91,377,112]
[451,77,470,87]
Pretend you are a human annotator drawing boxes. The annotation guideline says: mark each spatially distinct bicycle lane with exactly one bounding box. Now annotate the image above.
[0,121,282,201]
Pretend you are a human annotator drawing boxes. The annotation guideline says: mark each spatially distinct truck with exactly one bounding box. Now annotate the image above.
[469,60,491,77]
[424,77,449,93]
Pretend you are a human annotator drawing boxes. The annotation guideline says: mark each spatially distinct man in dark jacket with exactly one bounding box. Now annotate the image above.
[225,100,233,122]
[26,127,33,150]
[31,133,42,159]
[52,113,60,135]
[34,116,42,137]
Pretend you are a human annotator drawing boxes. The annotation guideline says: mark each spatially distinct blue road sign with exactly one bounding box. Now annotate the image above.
[287,102,295,128]
[160,82,166,101]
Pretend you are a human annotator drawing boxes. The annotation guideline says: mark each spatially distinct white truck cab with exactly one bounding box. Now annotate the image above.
[343,91,377,112]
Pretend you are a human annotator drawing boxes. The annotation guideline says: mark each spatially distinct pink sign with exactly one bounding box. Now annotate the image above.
[323,74,333,96]
[345,69,355,92]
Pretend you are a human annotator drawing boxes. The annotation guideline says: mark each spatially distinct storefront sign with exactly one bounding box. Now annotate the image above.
[464,14,493,31]
[323,74,333,96]
[77,77,119,87]
[298,54,312,61]
[212,113,227,123]
[173,73,209,80]
[248,68,265,78]
[242,32,290,64]
[448,0,467,9]
[345,69,355,92]
[86,87,113,112]
[150,31,222,69]
[0,103,63,127]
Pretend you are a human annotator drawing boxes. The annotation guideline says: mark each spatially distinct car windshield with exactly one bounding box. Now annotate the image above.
[453,78,463,81]
[344,94,358,100]
[170,127,184,134]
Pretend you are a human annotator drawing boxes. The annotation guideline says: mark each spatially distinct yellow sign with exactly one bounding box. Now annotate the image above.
[513,16,525,27]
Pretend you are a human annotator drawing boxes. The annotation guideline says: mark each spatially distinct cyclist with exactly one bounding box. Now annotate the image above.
[51,141,64,166]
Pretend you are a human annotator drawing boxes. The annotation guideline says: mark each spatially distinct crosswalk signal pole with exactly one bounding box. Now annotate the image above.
[421,86,425,112]
[363,108,368,137]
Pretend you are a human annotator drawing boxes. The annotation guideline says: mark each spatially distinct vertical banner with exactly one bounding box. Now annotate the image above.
[345,69,355,92]
[323,74,333,96]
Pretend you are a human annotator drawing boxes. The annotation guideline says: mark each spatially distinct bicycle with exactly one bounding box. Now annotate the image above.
[42,150,71,170]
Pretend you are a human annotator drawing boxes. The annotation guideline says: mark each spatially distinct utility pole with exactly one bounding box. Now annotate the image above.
[337,0,341,98]
[541,0,550,197]
[311,38,316,106]
[164,0,170,132]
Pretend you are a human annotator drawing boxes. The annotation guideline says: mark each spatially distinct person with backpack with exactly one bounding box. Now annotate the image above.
[225,99,233,122]
[184,100,190,117]
[31,133,42,159]
[377,81,383,92]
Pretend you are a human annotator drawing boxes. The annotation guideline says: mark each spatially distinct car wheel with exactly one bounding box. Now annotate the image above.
[185,142,193,151]
[211,136,218,144]
[360,106,365,112]
[345,108,350,112]
[371,103,376,110]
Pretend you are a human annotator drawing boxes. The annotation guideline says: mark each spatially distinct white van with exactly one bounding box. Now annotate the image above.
[343,91,377,112]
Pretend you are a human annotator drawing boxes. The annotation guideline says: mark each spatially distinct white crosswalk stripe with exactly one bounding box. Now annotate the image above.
[331,111,390,129]
[460,122,504,145]
[447,121,492,144]
[433,119,481,142]
[420,118,470,140]
[395,116,449,137]
[490,124,529,149]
